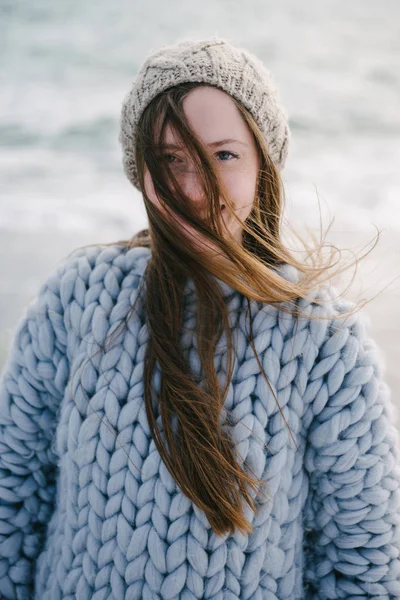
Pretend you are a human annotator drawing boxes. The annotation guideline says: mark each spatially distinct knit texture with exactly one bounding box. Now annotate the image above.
[119,37,291,192]
[1,243,400,599]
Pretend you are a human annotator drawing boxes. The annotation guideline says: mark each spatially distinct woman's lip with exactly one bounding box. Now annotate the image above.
[203,207,226,222]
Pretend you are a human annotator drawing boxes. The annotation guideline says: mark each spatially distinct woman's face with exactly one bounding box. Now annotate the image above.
[144,85,260,248]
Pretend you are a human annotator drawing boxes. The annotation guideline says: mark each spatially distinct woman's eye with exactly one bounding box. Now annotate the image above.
[163,154,178,163]
[215,151,238,161]
[162,151,238,165]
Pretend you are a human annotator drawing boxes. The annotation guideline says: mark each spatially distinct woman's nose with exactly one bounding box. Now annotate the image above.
[180,169,208,213]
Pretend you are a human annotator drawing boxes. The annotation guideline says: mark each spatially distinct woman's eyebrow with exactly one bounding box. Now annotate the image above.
[160,138,248,149]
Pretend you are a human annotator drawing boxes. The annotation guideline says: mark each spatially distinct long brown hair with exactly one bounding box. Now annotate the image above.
[73,81,383,537]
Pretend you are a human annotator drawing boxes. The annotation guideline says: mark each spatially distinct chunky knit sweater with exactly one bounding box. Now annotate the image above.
[1,243,400,600]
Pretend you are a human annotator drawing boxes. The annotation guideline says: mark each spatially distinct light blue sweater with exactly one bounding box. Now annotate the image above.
[1,244,400,600]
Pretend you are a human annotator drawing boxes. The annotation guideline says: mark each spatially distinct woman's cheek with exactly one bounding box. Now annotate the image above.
[144,171,218,254]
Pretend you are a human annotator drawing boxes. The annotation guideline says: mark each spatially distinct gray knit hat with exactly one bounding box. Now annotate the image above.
[119,37,291,192]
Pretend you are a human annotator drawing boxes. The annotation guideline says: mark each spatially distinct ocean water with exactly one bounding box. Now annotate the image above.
[1,0,400,238]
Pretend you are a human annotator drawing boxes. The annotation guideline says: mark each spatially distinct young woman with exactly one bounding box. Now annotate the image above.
[1,37,399,599]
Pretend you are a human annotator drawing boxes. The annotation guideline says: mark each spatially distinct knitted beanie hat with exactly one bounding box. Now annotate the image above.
[119,37,291,192]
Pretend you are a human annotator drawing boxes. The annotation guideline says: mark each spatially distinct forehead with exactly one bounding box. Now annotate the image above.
[161,85,250,146]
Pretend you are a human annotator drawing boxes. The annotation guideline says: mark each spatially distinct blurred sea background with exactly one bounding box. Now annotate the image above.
[1,0,399,403]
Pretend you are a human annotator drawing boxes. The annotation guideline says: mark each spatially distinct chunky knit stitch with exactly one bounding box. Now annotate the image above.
[1,243,400,600]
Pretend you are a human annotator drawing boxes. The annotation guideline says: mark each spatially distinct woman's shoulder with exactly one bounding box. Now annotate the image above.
[272,262,376,367]
[62,242,152,274]
[55,242,151,282]
[32,242,152,316]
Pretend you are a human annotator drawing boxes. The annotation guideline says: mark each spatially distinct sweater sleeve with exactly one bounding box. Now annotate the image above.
[0,257,74,600]
[303,297,400,599]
